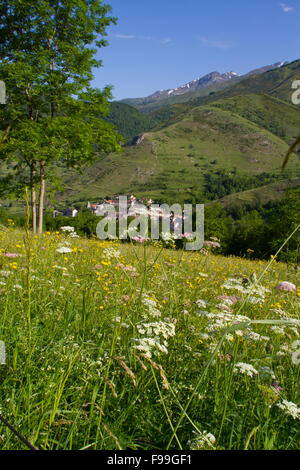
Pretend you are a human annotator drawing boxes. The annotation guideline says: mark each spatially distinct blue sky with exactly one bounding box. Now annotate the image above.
[93,0,300,100]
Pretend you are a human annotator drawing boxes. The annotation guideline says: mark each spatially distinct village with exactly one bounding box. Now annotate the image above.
[52,194,189,237]
[53,195,154,218]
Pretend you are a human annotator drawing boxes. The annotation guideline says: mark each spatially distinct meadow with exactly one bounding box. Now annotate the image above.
[0,225,299,450]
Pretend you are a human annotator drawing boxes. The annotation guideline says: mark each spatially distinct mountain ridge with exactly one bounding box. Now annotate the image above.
[120,61,289,109]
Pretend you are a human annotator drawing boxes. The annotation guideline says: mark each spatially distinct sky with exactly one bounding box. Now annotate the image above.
[92,0,300,101]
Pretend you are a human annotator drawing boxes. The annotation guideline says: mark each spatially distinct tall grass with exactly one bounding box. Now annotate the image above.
[0,227,299,450]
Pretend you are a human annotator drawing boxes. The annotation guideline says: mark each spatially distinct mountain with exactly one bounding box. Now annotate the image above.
[136,71,240,103]
[189,59,300,110]
[46,59,300,209]
[243,61,289,78]
[120,61,290,113]
[147,59,300,136]
[3,59,299,213]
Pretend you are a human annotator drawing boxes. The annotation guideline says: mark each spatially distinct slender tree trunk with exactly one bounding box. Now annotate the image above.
[30,162,37,233]
[0,125,11,151]
[37,161,45,234]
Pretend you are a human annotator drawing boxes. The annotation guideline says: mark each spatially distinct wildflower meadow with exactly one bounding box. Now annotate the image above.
[0,225,299,450]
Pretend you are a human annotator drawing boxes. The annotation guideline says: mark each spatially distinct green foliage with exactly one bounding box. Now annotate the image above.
[266,188,300,262]
[204,204,233,243]
[225,188,300,262]
[105,102,158,142]
[203,170,279,201]
[0,0,123,230]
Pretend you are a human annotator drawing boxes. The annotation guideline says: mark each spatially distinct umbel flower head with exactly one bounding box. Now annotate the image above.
[277,282,296,293]
[277,400,300,419]
[56,247,73,254]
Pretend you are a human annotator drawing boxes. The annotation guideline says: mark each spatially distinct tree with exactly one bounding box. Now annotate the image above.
[267,188,300,263]
[0,0,123,232]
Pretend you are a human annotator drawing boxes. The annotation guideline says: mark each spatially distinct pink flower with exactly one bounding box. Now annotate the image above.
[132,236,149,244]
[204,241,221,248]
[218,304,234,313]
[1,253,19,258]
[218,295,240,305]
[116,263,136,272]
[271,382,283,393]
[181,233,194,240]
[277,282,296,293]
[93,264,103,270]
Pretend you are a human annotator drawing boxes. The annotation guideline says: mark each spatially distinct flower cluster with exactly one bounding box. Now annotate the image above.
[141,295,161,318]
[277,400,300,419]
[222,277,270,304]
[60,226,79,238]
[102,247,120,260]
[188,431,216,450]
[133,321,176,357]
[131,293,176,357]
[233,362,258,378]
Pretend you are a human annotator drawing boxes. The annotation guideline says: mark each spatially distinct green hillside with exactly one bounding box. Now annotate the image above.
[52,103,299,207]
[207,178,300,209]
[105,101,159,142]
[210,94,300,144]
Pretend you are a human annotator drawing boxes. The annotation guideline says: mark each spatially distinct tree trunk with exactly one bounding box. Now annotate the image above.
[30,162,37,233]
[37,161,45,234]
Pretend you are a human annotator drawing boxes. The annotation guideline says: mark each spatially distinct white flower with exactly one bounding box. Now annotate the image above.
[196,299,209,309]
[56,247,73,254]
[161,231,173,241]
[224,334,234,342]
[200,333,210,340]
[233,362,258,378]
[188,431,216,450]
[277,400,300,419]
[271,325,286,335]
[247,296,265,304]
[0,270,11,277]
[245,331,270,342]
[103,247,120,260]
[61,226,75,232]
[142,295,161,318]
[235,330,244,337]
[133,319,175,358]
